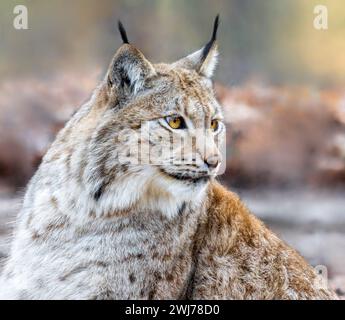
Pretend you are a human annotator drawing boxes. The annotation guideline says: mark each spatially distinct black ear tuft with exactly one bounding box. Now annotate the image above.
[202,14,220,61]
[118,20,129,44]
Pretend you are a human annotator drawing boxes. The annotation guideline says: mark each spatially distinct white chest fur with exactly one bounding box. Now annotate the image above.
[0,175,206,299]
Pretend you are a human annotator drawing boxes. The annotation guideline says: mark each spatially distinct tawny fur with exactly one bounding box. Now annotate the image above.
[0,22,337,300]
[190,182,337,299]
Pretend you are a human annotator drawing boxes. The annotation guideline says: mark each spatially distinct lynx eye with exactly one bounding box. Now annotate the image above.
[165,116,185,129]
[210,119,219,132]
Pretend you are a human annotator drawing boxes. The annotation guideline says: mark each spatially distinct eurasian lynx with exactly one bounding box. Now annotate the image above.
[0,17,337,299]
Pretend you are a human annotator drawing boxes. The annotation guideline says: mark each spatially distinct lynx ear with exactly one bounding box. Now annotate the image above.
[107,21,155,95]
[173,15,219,78]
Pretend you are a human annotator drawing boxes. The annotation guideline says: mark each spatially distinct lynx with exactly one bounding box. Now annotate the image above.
[0,17,337,299]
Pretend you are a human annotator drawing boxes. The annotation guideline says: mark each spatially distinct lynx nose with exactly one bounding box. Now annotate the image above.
[204,155,220,169]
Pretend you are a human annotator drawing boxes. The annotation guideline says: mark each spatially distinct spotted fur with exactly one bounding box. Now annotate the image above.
[0,18,337,300]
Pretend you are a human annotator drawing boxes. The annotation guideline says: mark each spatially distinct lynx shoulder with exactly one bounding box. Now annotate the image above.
[189,182,337,299]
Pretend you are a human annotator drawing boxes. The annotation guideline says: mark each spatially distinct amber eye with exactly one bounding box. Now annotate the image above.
[210,119,219,132]
[166,116,185,129]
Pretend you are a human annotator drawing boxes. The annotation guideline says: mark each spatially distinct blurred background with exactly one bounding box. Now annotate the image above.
[0,0,344,297]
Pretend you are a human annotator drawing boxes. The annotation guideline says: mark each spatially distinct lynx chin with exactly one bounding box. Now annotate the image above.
[0,16,337,300]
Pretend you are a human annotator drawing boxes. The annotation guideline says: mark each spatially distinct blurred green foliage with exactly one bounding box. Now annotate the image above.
[0,0,344,86]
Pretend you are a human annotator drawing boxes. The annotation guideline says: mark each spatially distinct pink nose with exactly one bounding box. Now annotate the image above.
[204,155,220,169]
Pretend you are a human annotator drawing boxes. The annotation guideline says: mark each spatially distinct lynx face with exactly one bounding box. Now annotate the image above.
[103,64,225,182]
[146,67,224,184]
[78,18,223,217]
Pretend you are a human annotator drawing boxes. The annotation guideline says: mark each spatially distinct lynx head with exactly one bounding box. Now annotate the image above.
[83,16,225,218]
